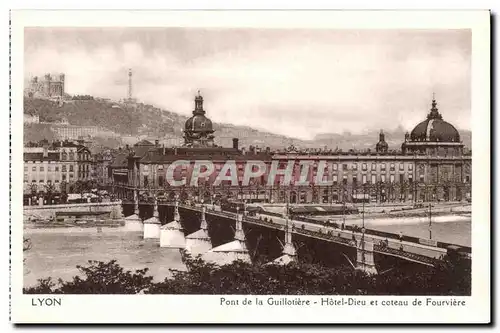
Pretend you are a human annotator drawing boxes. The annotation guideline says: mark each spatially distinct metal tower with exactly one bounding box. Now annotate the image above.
[128,68,133,101]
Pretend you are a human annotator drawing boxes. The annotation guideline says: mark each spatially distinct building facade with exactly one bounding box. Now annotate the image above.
[23,140,93,194]
[111,94,472,204]
[52,124,99,140]
[92,149,115,187]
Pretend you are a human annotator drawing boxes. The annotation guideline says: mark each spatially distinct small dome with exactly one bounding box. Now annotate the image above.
[376,140,388,151]
[409,99,460,143]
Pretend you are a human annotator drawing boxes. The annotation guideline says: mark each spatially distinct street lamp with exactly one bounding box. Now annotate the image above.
[286,192,290,219]
[361,183,367,266]
[428,202,432,240]
[342,197,346,230]
[362,184,366,231]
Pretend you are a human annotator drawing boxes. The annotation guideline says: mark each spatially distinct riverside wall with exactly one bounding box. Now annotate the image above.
[23,201,123,220]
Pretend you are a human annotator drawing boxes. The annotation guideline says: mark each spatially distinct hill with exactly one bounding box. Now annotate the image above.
[23,97,472,151]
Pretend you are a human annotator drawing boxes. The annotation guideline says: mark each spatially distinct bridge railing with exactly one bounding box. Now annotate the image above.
[294,226,354,246]
[289,215,471,254]
[163,202,469,257]
[373,243,441,266]
[293,226,440,265]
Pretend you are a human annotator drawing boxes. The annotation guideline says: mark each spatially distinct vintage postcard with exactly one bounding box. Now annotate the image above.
[10,10,490,324]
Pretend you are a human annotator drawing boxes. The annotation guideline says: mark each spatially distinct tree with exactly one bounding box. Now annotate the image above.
[387,182,396,203]
[23,255,471,296]
[28,183,38,199]
[24,260,153,294]
[59,180,68,203]
[399,180,409,202]
[59,180,67,192]
[44,183,56,205]
[70,180,86,198]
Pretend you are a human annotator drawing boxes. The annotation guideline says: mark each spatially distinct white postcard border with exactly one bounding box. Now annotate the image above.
[10,9,490,324]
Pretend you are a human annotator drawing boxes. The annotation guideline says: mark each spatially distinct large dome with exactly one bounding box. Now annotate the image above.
[185,114,213,132]
[409,99,460,143]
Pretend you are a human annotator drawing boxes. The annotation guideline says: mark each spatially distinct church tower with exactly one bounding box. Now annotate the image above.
[183,91,215,147]
[376,130,389,153]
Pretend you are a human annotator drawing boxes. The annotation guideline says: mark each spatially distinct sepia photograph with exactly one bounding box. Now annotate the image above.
[10,10,490,324]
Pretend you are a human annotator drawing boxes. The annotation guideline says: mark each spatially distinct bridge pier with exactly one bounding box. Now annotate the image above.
[160,200,186,249]
[124,191,143,232]
[203,210,251,265]
[110,203,124,225]
[270,214,296,265]
[356,236,378,275]
[143,198,161,239]
[185,204,212,256]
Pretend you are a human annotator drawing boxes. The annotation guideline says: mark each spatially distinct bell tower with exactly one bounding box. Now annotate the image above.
[183,91,215,147]
[194,90,205,115]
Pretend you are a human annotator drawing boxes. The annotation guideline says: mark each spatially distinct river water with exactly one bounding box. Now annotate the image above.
[23,228,187,288]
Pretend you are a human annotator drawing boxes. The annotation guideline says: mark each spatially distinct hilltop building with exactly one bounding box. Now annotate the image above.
[26,73,65,99]
[51,124,99,140]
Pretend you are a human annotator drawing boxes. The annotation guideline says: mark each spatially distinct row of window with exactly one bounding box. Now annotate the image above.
[333,174,412,184]
[334,163,412,172]
[25,165,87,172]
[140,172,470,186]
[25,178,63,183]
[137,175,471,188]
[78,165,91,171]
[61,152,75,161]
[142,174,409,187]
[60,152,91,161]
[142,162,415,173]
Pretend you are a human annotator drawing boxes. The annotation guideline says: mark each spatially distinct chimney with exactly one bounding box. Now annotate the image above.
[232,138,239,150]
[155,139,159,147]
[43,146,48,158]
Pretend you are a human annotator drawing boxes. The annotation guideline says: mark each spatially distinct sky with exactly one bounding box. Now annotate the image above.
[24,28,471,140]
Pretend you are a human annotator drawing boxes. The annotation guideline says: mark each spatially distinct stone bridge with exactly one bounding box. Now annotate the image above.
[121,200,469,274]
